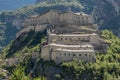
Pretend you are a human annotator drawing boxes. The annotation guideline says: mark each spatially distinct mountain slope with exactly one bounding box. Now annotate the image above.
[1,30,120,80]
[0,0,96,50]
[0,0,120,50]
[93,0,120,33]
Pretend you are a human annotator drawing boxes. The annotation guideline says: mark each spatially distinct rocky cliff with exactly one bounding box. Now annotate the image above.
[0,0,120,50]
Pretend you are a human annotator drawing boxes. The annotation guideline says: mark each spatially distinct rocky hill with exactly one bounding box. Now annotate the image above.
[0,0,120,50]
[0,29,120,80]
[93,0,120,31]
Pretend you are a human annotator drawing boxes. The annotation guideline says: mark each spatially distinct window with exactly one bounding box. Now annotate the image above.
[61,38,63,40]
[82,17,84,19]
[69,53,70,56]
[79,54,81,56]
[64,53,66,56]
[83,37,85,40]
[65,38,67,40]
[89,55,91,57]
[87,37,89,40]
[78,38,81,40]
[85,54,87,56]
[69,38,72,40]
[73,54,76,56]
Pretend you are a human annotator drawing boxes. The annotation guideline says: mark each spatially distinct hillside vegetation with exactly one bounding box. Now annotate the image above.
[0,30,120,80]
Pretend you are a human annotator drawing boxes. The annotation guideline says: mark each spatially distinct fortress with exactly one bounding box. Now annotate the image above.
[23,10,93,27]
[17,10,97,37]
[16,10,108,64]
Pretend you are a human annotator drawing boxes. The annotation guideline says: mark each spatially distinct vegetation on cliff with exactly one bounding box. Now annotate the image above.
[10,65,46,80]
[1,30,119,80]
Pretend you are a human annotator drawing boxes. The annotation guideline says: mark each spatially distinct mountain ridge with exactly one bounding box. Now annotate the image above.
[0,0,120,50]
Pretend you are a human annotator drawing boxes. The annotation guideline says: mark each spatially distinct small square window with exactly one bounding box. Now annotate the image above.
[73,54,76,56]
[79,54,81,56]
[64,53,66,55]
[59,53,62,55]
[85,54,87,56]
[69,53,70,56]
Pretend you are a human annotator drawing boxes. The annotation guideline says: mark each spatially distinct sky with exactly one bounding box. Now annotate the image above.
[0,0,36,11]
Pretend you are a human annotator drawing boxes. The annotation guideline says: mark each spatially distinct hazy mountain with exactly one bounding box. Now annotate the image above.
[0,0,36,11]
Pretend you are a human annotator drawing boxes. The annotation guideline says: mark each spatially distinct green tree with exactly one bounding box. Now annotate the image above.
[10,65,29,80]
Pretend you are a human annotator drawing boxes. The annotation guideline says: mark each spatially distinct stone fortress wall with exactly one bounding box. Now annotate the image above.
[41,34,96,63]
[40,29,101,63]
[14,10,109,64]
[23,10,93,27]
[48,33,100,45]
[17,10,96,37]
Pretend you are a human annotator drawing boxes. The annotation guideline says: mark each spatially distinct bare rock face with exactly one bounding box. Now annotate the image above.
[93,0,120,31]
[0,13,25,29]
[106,0,120,15]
